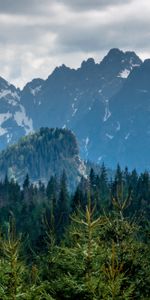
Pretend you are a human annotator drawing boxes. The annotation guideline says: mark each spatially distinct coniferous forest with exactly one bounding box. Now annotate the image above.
[1,0,150,300]
[0,165,150,299]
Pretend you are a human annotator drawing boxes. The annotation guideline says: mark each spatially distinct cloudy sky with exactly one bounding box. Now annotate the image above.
[0,0,150,88]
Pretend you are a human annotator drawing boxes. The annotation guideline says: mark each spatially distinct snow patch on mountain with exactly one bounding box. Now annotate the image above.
[0,112,12,137]
[118,58,141,79]
[72,102,78,117]
[0,89,20,102]
[116,121,121,131]
[78,156,87,179]
[0,128,7,136]
[138,89,148,93]
[130,58,141,68]
[106,133,114,139]
[14,105,33,135]
[72,108,78,117]
[6,133,12,143]
[0,90,11,99]
[0,112,12,125]
[118,69,130,79]
[84,137,89,154]
[98,156,103,162]
[103,101,111,122]
[30,86,41,96]
[125,133,130,140]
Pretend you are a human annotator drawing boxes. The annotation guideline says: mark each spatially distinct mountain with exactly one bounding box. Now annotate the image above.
[20,48,142,162]
[0,77,33,149]
[1,48,150,170]
[21,49,141,129]
[0,128,86,190]
[100,59,150,169]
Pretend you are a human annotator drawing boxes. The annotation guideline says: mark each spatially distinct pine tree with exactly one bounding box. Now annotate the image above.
[0,218,26,299]
[42,194,106,300]
[71,185,84,213]
[23,174,30,190]
[98,163,110,210]
[56,171,69,238]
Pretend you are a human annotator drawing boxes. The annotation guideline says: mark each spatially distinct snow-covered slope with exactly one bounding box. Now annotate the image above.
[0,77,33,149]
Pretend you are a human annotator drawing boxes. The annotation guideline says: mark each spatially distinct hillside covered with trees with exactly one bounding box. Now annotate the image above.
[0,128,86,190]
[0,165,149,299]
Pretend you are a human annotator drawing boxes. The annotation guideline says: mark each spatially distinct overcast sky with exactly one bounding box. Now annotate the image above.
[0,0,150,88]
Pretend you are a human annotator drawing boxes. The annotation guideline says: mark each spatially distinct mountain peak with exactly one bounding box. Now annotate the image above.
[0,76,12,90]
[50,64,75,80]
[125,50,142,65]
[81,58,95,69]
[102,48,142,65]
[100,48,126,68]
[107,48,124,57]
[99,48,142,80]
[54,64,73,73]
[23,78,44,91]
[143,59,150,68]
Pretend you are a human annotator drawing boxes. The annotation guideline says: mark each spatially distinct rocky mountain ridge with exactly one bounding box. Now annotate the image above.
[0,48,150,170]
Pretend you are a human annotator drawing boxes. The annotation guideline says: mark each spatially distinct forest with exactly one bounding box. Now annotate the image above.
[0,128,81,191]
[0,164,150,299]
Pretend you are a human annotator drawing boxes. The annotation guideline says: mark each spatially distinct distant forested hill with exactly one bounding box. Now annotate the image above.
[0,127,86,190]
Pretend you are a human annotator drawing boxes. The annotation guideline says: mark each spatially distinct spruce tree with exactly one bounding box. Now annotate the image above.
[57,171,69,238]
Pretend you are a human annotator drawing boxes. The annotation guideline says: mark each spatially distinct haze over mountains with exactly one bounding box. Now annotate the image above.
[0,48,150,170]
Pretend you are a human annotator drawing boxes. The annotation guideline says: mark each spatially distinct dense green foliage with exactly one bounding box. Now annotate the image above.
[0,164,149,298]
[0,128,82,190]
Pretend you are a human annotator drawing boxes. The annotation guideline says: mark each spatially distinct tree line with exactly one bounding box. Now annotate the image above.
[0,164,150,298]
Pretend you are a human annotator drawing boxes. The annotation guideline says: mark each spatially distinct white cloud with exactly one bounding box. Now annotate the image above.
[0,0,150,87]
